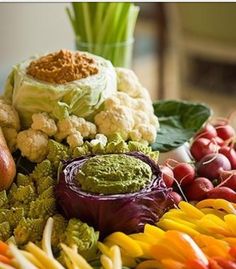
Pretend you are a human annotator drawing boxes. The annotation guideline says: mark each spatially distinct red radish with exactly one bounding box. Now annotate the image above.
[185,177,214,201]
[160,166,174,187]
[197,153,231,180]
[218,170,236,191]
[190,138,219,161]
[219,146,236,169]
[215,124,235,141]
[212,136,225,146]
[207,186,236,202]
[173,163,195,186]
[195,123,217,140]
[169,191,183,205]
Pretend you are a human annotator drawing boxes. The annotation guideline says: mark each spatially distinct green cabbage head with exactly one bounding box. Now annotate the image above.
[4,52,117,128]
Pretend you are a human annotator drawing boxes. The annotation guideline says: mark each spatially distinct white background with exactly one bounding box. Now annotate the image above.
[0,3,74,89]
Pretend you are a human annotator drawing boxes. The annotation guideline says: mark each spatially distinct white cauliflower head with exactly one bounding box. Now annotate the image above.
[55,115,97,141]
[67,131,84,149]
[90,134,107,147]
[95,106,135,140]
[0,99,20,131]
[17,129,48,163]
[31,112,57,137]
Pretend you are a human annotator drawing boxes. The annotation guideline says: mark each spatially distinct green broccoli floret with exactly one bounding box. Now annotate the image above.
[0,208,25,228]
[51,214,68,249]
[28,198,56,219]
[16,173,33,187]
[12,185,36,204]
[14,217,46,245]
[38,186,55,199]
[0,191,8,208]
[36,176,55,194]
[0,222,11,241]
[64,218,99,261]
[31,160,53,180]
[47,140,70,169]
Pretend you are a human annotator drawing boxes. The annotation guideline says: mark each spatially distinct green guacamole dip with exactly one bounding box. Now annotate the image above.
[76,154,152,194]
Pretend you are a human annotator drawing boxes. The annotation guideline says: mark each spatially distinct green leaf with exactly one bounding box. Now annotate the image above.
[151,100,212,152]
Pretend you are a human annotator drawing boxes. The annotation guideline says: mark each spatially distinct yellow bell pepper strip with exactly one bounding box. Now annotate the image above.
[178,201,205,219]
[119,251,137,268]
[98,242,111,257]
[135,260,164,269]
[157,218,200,237]
[196,199,236,214]
[200,208,226,219]
[161,259,185,269]
[104,232,143,258]
[20,250,45,269]
[132,240,152,259]
[198,214,232,237]
[185,259,209,269]
[144,224,165,238]
[129,233,158,245]
[224,214,236,236]
[164,231,209,266]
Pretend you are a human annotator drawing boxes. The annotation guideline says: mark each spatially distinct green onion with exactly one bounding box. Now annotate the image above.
[66,3,140,67]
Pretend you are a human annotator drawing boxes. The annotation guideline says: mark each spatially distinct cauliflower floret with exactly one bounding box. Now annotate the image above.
[31,112,57,137]
[0,99,20,131]
[116,68,143,98]
[95,106,135,140]
[56,115,96,141]
[17,129,48,163]
[90,134,107,147]
[2,127,17,152]
[116,68,153,103]
[129,124,156,143]
[67,131,83,149]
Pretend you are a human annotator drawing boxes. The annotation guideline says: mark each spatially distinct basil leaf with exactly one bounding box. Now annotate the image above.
[152,100,212,152]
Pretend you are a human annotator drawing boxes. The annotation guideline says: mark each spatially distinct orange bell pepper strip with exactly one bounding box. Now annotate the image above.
[164,231,209,266]
[136,260,164,269]
[161,258,185,269]
[185,259,209,269]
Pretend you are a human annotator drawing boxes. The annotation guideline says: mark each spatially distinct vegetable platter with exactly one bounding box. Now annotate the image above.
[0,49,236,269]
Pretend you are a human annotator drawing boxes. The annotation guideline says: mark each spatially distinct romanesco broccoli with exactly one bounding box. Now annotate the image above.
[64,218,99,261]
[36,176,55,194]
[47,140,70,169]
[14,218,46,245]
[38,186,55,199]
[0,222,11,241]
[0,191,8,208]
[16,173,33,187]
[51,214,68,248]
[72,143,91,158]
[12,185,36,204]
[30,159,53,180]
[0,208,25,228]
[28,198,56,219]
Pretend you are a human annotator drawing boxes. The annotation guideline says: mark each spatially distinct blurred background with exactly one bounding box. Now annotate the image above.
[0,2,236,118]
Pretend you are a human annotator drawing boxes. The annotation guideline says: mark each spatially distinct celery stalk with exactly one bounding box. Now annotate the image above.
[66,3,139,67]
